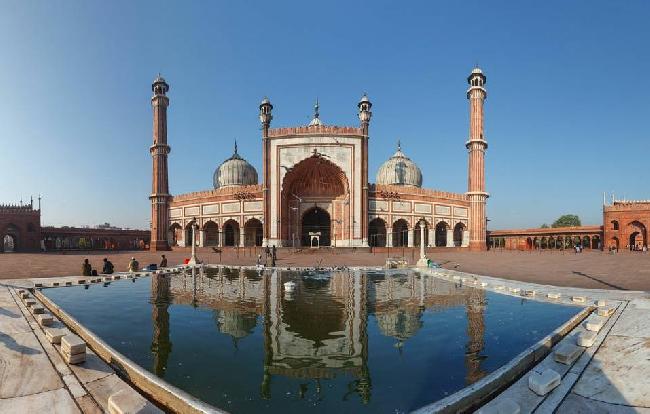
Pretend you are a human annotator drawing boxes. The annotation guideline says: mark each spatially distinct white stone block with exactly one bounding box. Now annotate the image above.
[476,399,520,414]
[576,331,597,347]
[585,316,606,332]
[19,291,30,299]
[596,299,607,307]
[524,290,536,297]
[495,286,505,291]
[480,282,488,287]
[112,275,121,280]
[554,343,582,365]
[528,369,561,396]
[65,281,72,286]
[63,351,86,365]
[52,282,60,287]
[509,287,520,294]
[547,292,561,299]
[45,328,66,344]
[61,334,86,355]
[77,280,86,285]
[572,296,586,303]
[37,314,53,327]
[24,299,36,307]
[107,390,162,414]
[34,283,43,288]
[30,305,44,315]
[597,307,614,317]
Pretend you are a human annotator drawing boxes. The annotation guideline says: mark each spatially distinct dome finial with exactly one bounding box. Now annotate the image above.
[397,139,401,151]
[308,98,322,126]
[234,139,238,155]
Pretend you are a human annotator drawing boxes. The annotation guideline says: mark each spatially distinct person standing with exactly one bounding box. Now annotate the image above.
[81,259,92,276]
[159,254,168,268]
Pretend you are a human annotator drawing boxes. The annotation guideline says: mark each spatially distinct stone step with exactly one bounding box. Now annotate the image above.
[107,390,162,414]
[62,350,86,365]
[45,328,67,344]
[576,331,597,347]
[528,369,561,396]
[554,343,583,365]
[597,307,614,317]
[37,314,54,327]
[30,305,45,315]
[61,334,86,356]
[585,316,606,332]
[476,399,520,414]
[547,293,561,299]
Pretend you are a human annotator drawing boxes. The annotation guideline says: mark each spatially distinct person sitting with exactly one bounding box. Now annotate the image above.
[128,257,139,272]
[102,258,114,274]
[81,259,92,276]
[159,254,168,268]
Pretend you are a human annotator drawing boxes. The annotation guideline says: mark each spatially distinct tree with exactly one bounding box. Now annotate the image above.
[552,215,581,228]
[540,223,549,228]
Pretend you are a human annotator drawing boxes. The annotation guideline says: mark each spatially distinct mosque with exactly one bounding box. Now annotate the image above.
[149,68,489,251]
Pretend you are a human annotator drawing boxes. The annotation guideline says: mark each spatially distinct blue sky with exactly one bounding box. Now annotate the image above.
[1,1,648,229]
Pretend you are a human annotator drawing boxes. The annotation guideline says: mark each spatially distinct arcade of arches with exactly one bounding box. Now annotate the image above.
[368,218,468,248]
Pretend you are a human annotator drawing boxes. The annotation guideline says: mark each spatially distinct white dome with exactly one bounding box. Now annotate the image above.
[376,142,422,187]
[213,143,258,189]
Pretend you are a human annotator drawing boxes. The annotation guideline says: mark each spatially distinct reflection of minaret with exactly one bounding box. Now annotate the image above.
[464,288,486,384]
[151,274,172,377]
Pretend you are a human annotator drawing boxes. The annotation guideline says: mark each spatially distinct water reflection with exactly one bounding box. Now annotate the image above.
[149,268,487,401]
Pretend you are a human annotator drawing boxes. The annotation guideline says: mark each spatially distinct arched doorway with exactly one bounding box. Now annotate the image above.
[414,221,429,247]
[3,234,16,252]
[169,223,182,247]
[392,219,408,247]
[628,221,646,249]
[368,218,387,247]
[435,222,449,247]
[453,223,465,247]
[184,221,198,247]
[204,221,219,246]
[592,235,601,249]
[301,207,331,247]
[223,220,240,247]
[244,219,263,246]
[281,154,349,246]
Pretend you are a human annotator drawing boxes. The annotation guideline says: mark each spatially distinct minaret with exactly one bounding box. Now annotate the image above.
[466,67,488,251]
[150,75,171,251]
[358,94,372,246]
[259,97,273,246]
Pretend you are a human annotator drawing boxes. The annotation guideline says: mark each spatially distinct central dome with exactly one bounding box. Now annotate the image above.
[376,141,422,187]
[213,142,258,189]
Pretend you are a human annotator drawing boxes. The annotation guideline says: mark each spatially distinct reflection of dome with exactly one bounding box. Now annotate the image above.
[213,142,258,189]
[376,309,423,341]
[215,309,257,339]
[376,141,422,187]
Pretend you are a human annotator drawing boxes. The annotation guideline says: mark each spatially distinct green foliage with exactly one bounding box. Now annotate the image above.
[551,215,581,228]
[540,223,549,228]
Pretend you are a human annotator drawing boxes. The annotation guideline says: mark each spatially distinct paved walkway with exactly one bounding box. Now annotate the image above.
[0,280,161,413]
[3,248,650,290]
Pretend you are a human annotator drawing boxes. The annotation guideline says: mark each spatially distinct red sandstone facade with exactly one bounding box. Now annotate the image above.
[161,68,490,249]
[0,203,41,252]
[603,201,650,249]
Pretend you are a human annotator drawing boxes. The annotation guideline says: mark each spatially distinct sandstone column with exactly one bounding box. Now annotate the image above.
[150,75,171,251]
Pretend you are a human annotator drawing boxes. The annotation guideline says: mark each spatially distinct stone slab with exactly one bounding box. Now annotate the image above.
[86,373,141,412]
[576,331,597,348]
[609,308,650,338]
[62,373,87,398]
[596,299,607,307]
[596,306,614,317]
[68,350,113,384]
[528,369,561,396]
[585,316,605,332]
[45,328,67,344]
[572,335,650,407]
[76,394,104,414]
[61,334,86,355]
[0,331,63,398]
[554,343,583,365]
[0,305,31,334]
[572,296,586,303]
[37,313,54,327]
[476,398,520,414]
[547,292,561,299]
[559,392,650,413]
[30,305,45,314]
[108,389,163,414]
[63,350,87,364]
[0,388,80,413]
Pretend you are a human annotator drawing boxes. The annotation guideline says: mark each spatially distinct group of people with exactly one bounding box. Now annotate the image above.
[80,254,169,276]
[257,245,278,267]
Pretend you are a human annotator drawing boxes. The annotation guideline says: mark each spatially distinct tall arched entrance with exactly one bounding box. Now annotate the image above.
[368,218,387,247]
[628,221,646,249]
[435,222,448,247]
[392,219,408,247]
[453,223,465,247]
[223,220,240,247]
[203,221,219,246]
[281,153,349,247]
[3,234,16,252]
[244,219,263,246]
[301,207,331,246]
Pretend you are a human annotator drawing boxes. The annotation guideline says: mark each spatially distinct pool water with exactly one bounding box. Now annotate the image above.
[43,268,579,413]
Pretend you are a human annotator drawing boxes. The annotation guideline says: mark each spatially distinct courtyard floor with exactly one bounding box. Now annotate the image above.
[2,248,650,291]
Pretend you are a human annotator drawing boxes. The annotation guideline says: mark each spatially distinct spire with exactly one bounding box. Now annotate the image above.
[234,140,238,155]
[397,139,401,151]
[308,98,322,126]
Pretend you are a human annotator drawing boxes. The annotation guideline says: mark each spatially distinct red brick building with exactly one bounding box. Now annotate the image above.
[603,200,650,250]
[1,200,149,253]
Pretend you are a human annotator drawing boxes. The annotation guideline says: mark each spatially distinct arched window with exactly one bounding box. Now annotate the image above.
[611,220,619,230]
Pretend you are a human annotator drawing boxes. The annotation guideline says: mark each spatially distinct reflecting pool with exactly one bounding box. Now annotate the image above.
[43,268,580,413]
